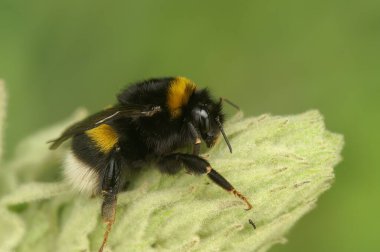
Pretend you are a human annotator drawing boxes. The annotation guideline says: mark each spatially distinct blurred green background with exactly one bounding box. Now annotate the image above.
[1,0,379,251]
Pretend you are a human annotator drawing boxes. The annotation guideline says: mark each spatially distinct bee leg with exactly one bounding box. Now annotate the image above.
[187,122,201,155]
[98,149,122,252]
[157,154,183,175]
[164,153,252,210]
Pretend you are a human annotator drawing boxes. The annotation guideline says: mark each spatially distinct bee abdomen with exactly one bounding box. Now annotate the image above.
[85,124,119,154]
[64,151,100,195]
[66,127,117,195]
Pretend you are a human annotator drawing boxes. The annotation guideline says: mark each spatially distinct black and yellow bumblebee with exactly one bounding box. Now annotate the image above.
[49,77,252,251]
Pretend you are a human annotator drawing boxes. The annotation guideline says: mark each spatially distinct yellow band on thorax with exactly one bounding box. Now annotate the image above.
[167,77,196,118]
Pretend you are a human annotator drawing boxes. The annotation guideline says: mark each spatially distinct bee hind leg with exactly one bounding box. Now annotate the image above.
[98,148,122,252]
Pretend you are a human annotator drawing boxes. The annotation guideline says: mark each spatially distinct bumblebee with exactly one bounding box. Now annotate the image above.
[49,77,252,251]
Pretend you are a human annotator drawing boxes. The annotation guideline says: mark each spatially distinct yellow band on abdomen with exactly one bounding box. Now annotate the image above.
[86,124,119,153]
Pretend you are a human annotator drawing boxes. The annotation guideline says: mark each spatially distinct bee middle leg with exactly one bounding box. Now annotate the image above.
[158,153,252,210]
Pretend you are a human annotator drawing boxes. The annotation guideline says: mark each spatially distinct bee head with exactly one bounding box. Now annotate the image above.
[189,89,232,153]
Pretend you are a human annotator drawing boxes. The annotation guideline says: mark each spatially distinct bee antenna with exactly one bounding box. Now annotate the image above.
[219,97,240,111]
[215,117,232,153]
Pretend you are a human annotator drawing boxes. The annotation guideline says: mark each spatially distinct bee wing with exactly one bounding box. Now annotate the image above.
[48,104,161,150]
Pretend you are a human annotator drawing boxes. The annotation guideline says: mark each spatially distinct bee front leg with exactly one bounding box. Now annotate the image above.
[98,148,122,252]
[161,153,252,210]
[187,122,201,156]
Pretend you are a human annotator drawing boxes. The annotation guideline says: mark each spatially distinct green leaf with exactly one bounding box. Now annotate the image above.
[0,100,343,252]
[8,108,87,183]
